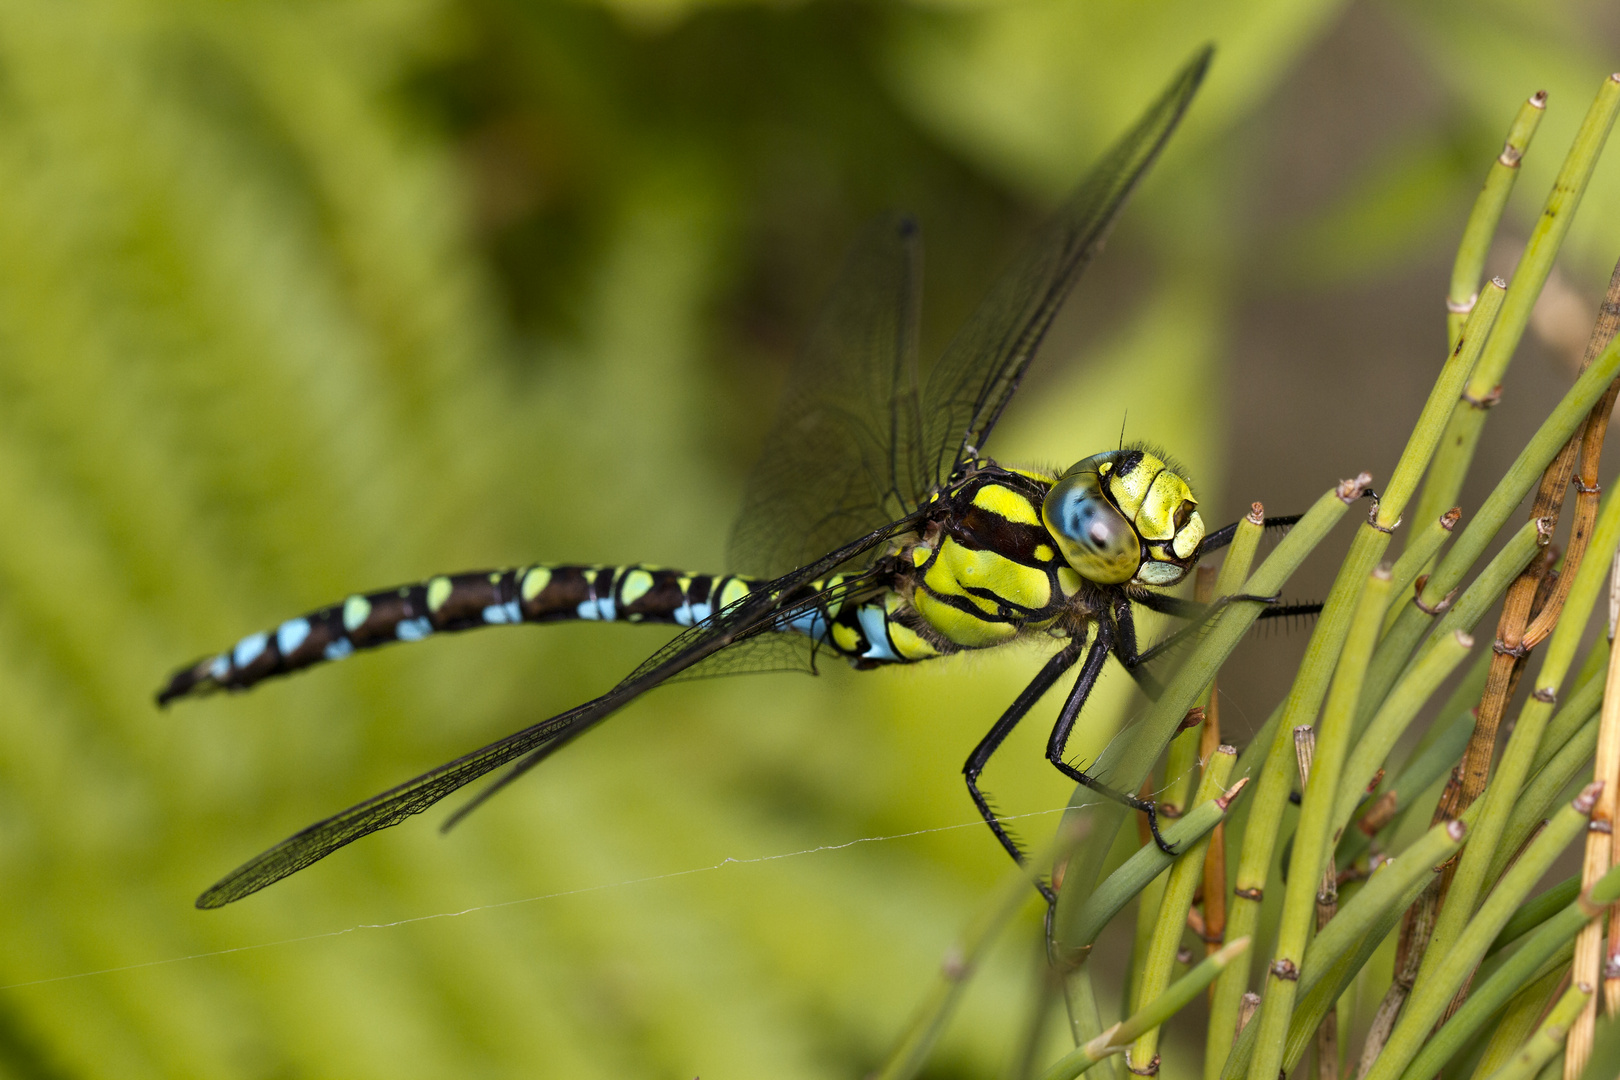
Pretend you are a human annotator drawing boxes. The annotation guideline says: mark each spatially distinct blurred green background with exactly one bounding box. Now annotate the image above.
[3,1,1620,1077]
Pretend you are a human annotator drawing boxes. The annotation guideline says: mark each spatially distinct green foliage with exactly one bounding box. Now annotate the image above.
[4,1,1620,1078]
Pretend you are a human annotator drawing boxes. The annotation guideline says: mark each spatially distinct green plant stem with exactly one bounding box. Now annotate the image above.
[1381,507,1461,637]
[1038,939,1251,1080]
[1303,819,1469,986]
[1538,643,1611,770]
[1054,484,1353,1049]
[1246,566,1393,1080]
[874,818,1090,1080]
[1487,873,1581,957]
[1390,326,1620,696]
[1471,965,1574,1080]
[1399,863,1620,1080]
[1488,711,1601,887]
[1366,490,1550,727]
[1333,627,1474,841]
[1335,653,1489,864]
[1060,786,1245,954]
[1413,73,1620,531]
[1446,92,1546,350]
[1363,788,1599,1080]
[1411,469,1620,989]
[1129,747,1236,1068]
[1477,982,1593,1080]
[1219,818,1468,1080]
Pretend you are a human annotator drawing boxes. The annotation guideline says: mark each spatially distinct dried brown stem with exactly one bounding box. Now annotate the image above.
[1459,260,1620,820]
[1358,767,1462,1076]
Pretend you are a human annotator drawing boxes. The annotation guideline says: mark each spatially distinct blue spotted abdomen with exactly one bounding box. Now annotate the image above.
[156,565,760,704]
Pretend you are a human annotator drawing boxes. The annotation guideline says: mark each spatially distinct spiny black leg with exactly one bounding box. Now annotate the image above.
[1127,592,1284,670]
[963,642,1086,894]
[1041,623,1176,855]
[1257,601,1324,622]
[1128,587,1286,623]
[1109,600,1163,701]
[1200,514,1306,554]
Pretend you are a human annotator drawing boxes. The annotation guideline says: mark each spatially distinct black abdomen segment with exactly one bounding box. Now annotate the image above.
[156,565,757,705]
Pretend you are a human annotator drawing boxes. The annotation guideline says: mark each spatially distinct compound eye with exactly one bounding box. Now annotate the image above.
[1042,473,1142,585]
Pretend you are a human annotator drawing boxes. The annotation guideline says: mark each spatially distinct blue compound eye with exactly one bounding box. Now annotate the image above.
[1042,467,1142,585]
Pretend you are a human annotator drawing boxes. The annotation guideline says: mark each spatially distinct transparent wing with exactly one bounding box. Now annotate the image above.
[196,514,921,908]
[725,215,922,579]
[918,48,1211,488]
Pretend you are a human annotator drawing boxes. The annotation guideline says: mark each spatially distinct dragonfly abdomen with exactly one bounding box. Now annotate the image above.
[156,564,761,705]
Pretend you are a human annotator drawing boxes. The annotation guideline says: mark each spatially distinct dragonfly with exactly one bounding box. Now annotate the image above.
[159,47,1307,910]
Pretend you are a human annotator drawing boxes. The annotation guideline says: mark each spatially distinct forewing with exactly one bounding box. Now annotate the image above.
[726,215,923,578]
[196,514,921,908]
[918,48,1211,488]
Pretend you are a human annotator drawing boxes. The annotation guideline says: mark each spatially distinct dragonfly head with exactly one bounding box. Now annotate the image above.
[1041,450,1204,588]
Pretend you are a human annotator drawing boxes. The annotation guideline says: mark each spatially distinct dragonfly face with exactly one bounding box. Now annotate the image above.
[1043,450,1205,589]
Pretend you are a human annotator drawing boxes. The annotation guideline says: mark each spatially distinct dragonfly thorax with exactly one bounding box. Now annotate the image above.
[1041,450,1204,588]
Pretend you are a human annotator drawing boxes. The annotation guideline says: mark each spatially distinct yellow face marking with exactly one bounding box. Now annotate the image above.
[426,576,454,613]
[1173,510,1206,560]
[914,592,1018,648]
[1107,456,1162,520]
[1057,567,1083,598]
[939,538,1050,612]
[1137,471,1194,542]
[972,483,1042,526]
[1136,561,1185,587]
[619,569,654,607]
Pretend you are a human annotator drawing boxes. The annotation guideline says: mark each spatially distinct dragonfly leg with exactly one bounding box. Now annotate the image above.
[963,642,1086,899]
[1108,600,1163,701]
[1125,590,1308,673]
[1199,514,1306,554]
[1046,618,1178,855]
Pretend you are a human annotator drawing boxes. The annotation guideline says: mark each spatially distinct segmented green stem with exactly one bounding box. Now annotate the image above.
[1362,514,1544,732]
[1058,786,1246,954]
[1055,482,1354,1051]
[1246,566,1392,1080]
[1333,628,1474,841]
[1129,747,1237,1069]
[1412,472,1620,994]
[1473,966,1577,1080]
[1398,864,1620,1080]
[1446,92,1546,350]
[1487,873,1581,958]
[1380,506,1460,637]
[1363,787,1600,1080]
[874,818,1090,1080]
[1413,74,1620,533]
[1037,939,1251,1080]
[1477,982,1592,1080]
[1218,818,1469,1080]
